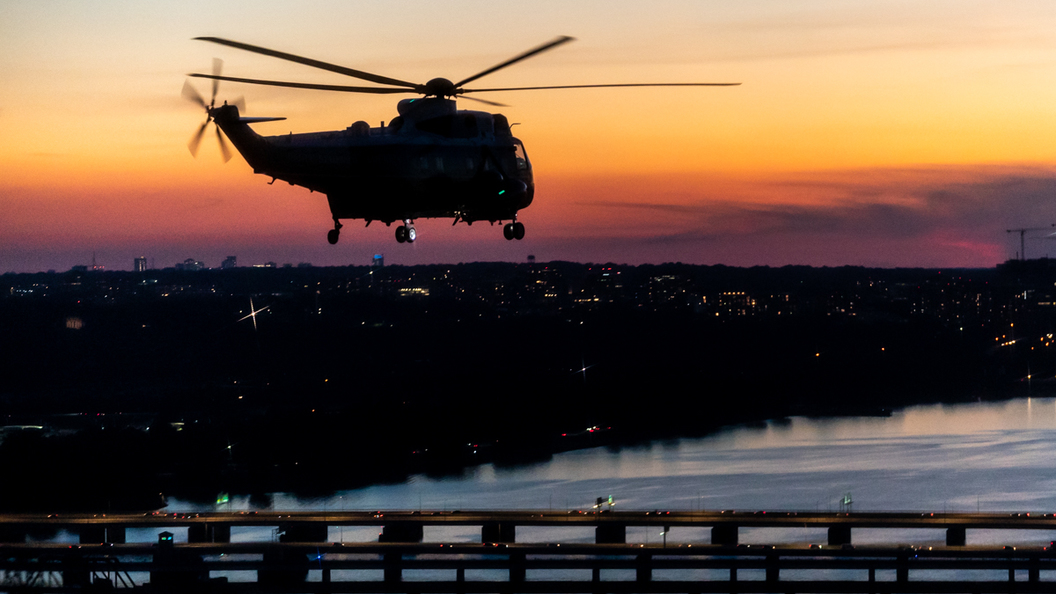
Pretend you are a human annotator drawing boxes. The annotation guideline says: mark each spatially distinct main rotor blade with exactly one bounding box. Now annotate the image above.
[182,79,207,109]
[189,73,413,94]
[211,58,223,104]
[455,36,575,88]
[463,82,742,94]
[458,94,509,107]
[194,37,420,90]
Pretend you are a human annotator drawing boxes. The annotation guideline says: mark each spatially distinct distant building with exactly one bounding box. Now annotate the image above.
[175,258,205,271]
[134,257,147,272]
[717,291,756,316]
[220,256,237,270]
[372,254,384,268]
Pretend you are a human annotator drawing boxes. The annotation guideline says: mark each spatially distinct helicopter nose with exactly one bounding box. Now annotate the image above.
[502,178,529,205]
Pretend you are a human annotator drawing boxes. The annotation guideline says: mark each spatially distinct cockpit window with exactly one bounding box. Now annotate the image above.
[514,142,529,171]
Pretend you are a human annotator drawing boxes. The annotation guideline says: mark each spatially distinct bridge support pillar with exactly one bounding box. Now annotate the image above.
[79,526,124,544]
[80,526,104,544]
[896,555,909,582]
[765,554,779,582]
[482,521,515,543]
[280,523,327,543]
[635,553,652,582]
[711,524,738,546]
[596,524,626,544]
[259,548,309,586]
[213,524,231,543]
[509,551,526,583]
[380,523,423,543]
[188,523,230,543]
[188,524,205,543]
[383,552,402,583]
[946,526,966,546]
[828,525,851,546]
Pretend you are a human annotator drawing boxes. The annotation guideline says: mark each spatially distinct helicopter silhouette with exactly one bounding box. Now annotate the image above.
[185,36,739,244]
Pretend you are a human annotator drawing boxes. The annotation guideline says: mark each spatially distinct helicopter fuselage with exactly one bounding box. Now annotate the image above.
[212,97,534,243]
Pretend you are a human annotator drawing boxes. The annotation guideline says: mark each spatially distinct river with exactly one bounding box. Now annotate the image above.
[152,396,1056,546]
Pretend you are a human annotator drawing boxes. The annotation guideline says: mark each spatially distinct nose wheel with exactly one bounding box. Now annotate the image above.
[327,220,343,245]
[503,221,525,240]
[395,220,417,243]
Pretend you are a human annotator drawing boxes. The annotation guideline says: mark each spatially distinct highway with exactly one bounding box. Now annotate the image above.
[3,509,1056,533]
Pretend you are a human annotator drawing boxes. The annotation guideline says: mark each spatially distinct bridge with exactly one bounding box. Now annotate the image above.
[3,510,1056,593]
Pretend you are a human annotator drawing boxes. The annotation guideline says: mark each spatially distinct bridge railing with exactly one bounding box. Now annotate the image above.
[4,541,1056,593]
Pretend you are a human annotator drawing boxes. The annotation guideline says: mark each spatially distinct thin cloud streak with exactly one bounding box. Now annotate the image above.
[572,166,1056,265]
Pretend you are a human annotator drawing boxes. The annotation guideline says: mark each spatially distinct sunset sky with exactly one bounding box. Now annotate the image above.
[4,0,1056,272]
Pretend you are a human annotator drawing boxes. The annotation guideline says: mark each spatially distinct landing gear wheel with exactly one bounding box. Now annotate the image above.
[513,222,525,240]
[503,223,515,241]
[395,226,407,243]
[327,229,340,245]
[406,226,417,243]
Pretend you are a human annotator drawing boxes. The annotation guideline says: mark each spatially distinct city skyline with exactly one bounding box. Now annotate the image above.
[4,1,1056,273]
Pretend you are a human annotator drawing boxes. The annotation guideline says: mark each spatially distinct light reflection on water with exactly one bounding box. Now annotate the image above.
[165,397,1056,546]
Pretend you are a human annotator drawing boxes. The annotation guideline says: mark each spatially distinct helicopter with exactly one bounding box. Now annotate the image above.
[184,36,739,244]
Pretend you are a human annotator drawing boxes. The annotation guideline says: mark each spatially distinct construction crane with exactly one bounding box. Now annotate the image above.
[1007,225,1056,261]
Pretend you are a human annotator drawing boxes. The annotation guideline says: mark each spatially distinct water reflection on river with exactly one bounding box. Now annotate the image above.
[162,397,1056,546]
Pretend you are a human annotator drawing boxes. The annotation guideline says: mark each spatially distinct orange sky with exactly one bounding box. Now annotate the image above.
[3,1,1056,271]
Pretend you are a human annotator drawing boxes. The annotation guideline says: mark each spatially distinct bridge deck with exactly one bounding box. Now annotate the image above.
[4,511,1056,593]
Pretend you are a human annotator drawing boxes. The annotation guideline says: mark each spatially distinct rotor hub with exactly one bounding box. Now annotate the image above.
[423,77,458,98]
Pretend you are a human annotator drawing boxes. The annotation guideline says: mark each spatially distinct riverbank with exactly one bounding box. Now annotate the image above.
[3,262,1055,511]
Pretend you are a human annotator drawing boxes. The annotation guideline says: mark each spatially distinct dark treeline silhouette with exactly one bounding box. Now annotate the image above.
[2,259,1056,510]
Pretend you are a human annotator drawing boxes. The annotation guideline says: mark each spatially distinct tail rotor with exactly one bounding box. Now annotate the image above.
[183,58,243,162]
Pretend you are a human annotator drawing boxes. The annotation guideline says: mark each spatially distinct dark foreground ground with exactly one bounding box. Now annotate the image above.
[2,261,1054,511]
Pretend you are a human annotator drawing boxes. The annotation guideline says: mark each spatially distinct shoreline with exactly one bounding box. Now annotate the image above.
[0,385,1044,513]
